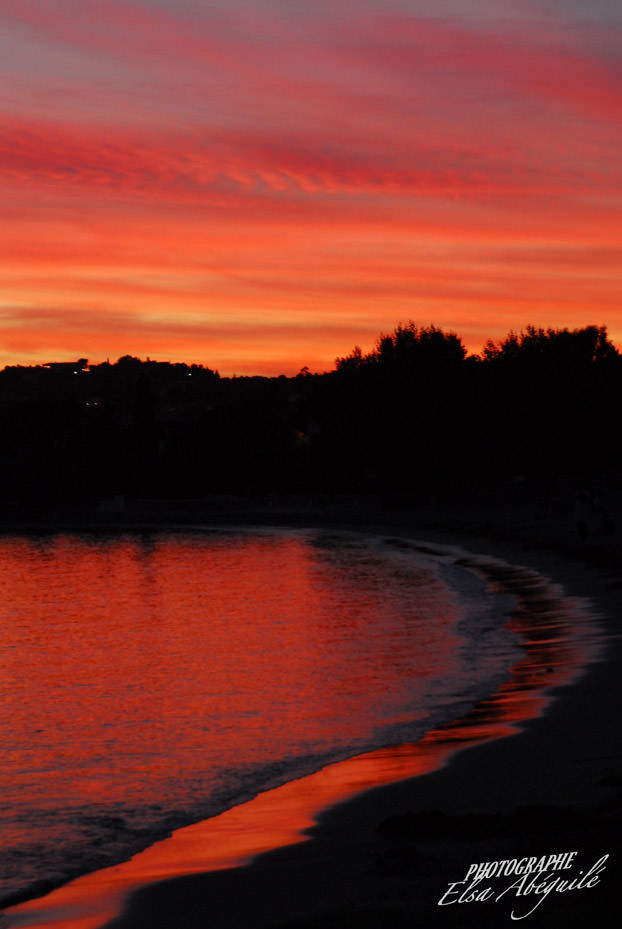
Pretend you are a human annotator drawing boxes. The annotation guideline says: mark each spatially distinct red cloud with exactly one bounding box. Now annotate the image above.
[2,113,616,206]
[1,4,620,372]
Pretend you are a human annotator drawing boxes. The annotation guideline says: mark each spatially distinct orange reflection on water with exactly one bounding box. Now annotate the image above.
[0,530,463,869]
[4,551,598,929]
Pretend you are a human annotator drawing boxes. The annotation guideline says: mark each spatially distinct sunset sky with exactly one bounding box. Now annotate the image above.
[1,0,621,374]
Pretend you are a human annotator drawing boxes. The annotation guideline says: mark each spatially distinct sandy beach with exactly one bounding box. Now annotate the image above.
[4,504,622,929]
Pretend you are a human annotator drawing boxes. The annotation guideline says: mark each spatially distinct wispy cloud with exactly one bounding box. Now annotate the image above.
[1,0,620,370]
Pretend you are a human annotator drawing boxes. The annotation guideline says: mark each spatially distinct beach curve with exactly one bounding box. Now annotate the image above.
[2,532,611,929]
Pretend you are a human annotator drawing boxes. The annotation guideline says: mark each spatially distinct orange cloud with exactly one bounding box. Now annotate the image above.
[1,3,620,372]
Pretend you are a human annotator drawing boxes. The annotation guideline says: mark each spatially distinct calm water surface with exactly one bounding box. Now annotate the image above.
[0,528,518,907]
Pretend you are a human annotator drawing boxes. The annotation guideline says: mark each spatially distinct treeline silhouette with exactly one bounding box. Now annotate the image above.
[1,324,620,510]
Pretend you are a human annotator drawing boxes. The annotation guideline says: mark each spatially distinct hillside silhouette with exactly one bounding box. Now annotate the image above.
[1,324,620,516]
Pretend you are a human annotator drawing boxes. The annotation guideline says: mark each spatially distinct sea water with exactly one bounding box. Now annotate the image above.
[0,528,521,909]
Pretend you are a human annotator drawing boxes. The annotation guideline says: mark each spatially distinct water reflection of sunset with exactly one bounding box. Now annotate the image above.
[1,530,478,912]
[4,546,599,929]
[1,532,462,822]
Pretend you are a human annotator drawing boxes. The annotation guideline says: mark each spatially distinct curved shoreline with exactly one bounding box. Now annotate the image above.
[3,534,607,929]
[0,528,522,913]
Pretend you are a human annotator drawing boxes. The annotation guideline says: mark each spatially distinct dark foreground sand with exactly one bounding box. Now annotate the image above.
[5,507,622,929]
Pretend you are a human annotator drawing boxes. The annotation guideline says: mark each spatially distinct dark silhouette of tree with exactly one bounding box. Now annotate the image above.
[473,325,620,478]
[482,325,617,367]
[337,322,465,372]
[326,323,469,493]
[0,323,620,511]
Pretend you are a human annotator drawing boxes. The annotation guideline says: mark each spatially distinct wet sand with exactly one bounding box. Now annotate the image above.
[4,512,622,929]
